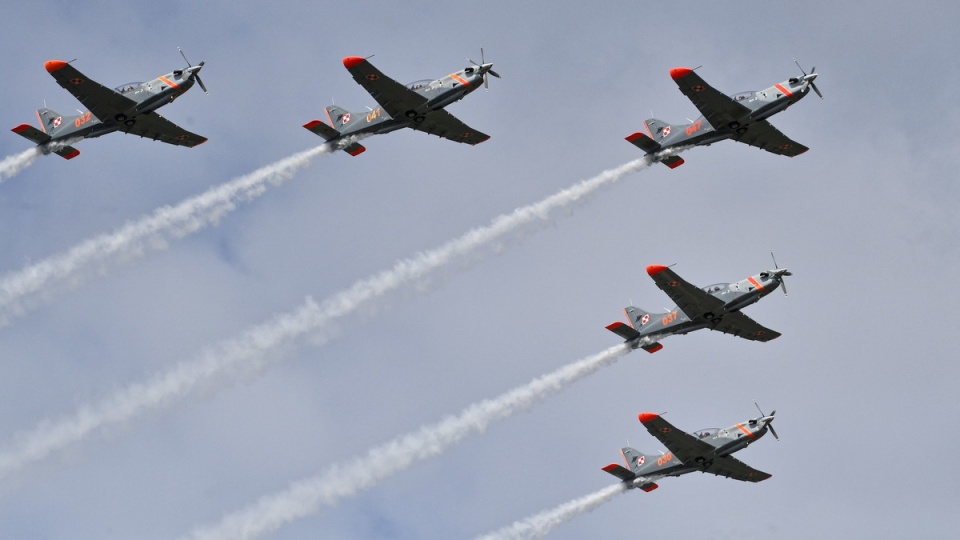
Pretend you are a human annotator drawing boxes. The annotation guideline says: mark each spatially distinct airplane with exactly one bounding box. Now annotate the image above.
[605,258,790,353]
[11,50,208,160]
[602,405,778,492]
[626,62,821,168]
[303,51,499,155]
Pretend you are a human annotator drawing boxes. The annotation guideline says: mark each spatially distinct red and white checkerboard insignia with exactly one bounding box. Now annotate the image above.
[637,455,645,466]
[692,84,704,92]
[662,126,671,137]
[53,117,62,128]
[70,78,84,85]
[177,134,189,141]
[780,143,792,150]
[668,280,680,287]
[341,113,351,125]
[640,314,650,325]
[366,74,379,81]
[660,427,671,434]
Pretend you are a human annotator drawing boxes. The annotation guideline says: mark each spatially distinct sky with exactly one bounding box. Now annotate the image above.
[0,1,958,538]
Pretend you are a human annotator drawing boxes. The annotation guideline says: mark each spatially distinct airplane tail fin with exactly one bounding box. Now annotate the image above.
[625,118,685,168]
[621,447,660,474]
[602,447,660,492]
[12,115,80,160]
[36,108,75,138]
[605,306,662,353]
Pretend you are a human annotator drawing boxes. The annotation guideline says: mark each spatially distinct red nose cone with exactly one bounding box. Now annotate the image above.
[45,60,68,73]
[646,265,668,276]
[670,67,693,80]
[342,56,365,69]
[638,412,659,424]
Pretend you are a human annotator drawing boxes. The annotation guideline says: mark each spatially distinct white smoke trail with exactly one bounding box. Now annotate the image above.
[0,148,41,182]
[475,484,626,540]
[0,157,651,481]
[183,344,630,540]
[0,144,330,324]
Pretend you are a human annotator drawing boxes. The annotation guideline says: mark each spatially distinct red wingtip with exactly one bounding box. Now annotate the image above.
[644,343,663,354]
[605,322,625,331]
[303,120,323,130]
[45,60,68,73]
[670,67,693,80]
[342,56,365,69]
[625,132,647,142]
[638,412,659,424]
[62,149,80,160]
[347,146,366,156]
[12,124,30,134]
[641,483,659,492]
[646,265,668,276]
[666,158,685,169]
[602,464,620,472]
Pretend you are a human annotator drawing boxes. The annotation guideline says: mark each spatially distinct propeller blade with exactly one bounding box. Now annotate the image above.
[779,278,788,296]
[195,74,208,94]
[768,422,780,440]
[811,81,823,99]
[793,58,807,76]
[179,47,192,67]
[488,68,501,78]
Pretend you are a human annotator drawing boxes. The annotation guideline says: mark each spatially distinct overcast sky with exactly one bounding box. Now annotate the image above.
[1,1,958,538]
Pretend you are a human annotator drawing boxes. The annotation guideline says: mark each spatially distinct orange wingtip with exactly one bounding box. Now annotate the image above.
[625,132,648,142]
[666,158,685,169]
[646,265,668,276]
[644,343,663,353]
[638,412,659,424]
[62,149,80,160]
[347,146,366,156]
[602,464,620,472]
[45,60,68,73]
[303,120,324,130]
[670,67,693,80]
[605,322,626,331]
[342,56,365,68]
[11,124,31,133]
[641,483,659,492]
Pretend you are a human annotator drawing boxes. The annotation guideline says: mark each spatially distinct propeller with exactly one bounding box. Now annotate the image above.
[769,251,792,296]
[468,47,500,89]
[179,47,208,94]
[793,59,822,99]
[754,401,779,441]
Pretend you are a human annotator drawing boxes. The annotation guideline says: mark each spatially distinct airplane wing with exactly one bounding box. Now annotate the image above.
[671,68,751,128]
[640,414,718,464]
[647,265,725,318]
[735,119,809,157]
[710,311,781,342]
[342,57,428,119]
[411,109,490,145]
[45,61,137,121]
[705,454,772,483]
[118,111,207,147]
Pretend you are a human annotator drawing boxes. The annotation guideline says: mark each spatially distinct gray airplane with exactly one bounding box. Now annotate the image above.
[602,406,777,492]
[304,52,499,155]
[11,50,207,159]
[606,260,790,353]
[627,62,821,168]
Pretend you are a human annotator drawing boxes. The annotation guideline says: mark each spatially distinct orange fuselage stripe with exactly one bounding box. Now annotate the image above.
[774,83,793,98]
[747,276,765,291]
[158,76,181,90]
[449,73,470,87]
[735,423,756,438]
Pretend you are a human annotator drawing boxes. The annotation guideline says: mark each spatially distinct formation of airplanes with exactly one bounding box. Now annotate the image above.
[9,51,817,501]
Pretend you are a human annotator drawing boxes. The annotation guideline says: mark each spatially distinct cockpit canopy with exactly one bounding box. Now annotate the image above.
[407,79,432,90]
[694,428,719,439]
[701,283,728,294]
[730,91,756,102]
[114,82,144,94]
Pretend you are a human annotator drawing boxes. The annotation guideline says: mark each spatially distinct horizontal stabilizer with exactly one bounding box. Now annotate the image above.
[602,464,636,481]
[54,145,80,160]
[625,132,661,154]
[606,321,640,341]
[343,142,366,156]
[11,124,51,145]
[660,155,684,168]
[640,342,663,354]
[303,120,340,141]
